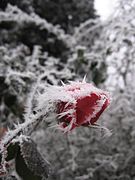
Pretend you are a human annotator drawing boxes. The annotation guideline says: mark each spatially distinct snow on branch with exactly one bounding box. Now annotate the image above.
[0,4,72,46]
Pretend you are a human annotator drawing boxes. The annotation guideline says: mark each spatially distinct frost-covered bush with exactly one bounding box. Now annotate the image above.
[0,4,70,59]
[1,0,135,180]
[29,0,97,33]
[87,0,135,179]
[0,0,96,34]
[0,44,74,127]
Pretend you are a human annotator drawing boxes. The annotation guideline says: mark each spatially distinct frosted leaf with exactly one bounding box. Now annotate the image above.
[19,137,51,178]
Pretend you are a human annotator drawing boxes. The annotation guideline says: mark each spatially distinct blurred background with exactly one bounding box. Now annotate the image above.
[0,0,135,179]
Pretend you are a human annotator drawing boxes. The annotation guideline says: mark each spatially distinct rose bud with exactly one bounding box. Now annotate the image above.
[56,81,110,132]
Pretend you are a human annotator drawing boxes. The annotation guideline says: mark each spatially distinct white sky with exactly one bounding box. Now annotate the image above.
[94,0,118,20]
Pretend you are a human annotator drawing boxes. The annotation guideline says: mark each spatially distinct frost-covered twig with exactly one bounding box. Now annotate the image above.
[0,5,72,46]
[0,113,47,154]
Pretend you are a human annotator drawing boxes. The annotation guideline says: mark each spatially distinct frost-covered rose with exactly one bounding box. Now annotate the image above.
[56,82,110,132]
